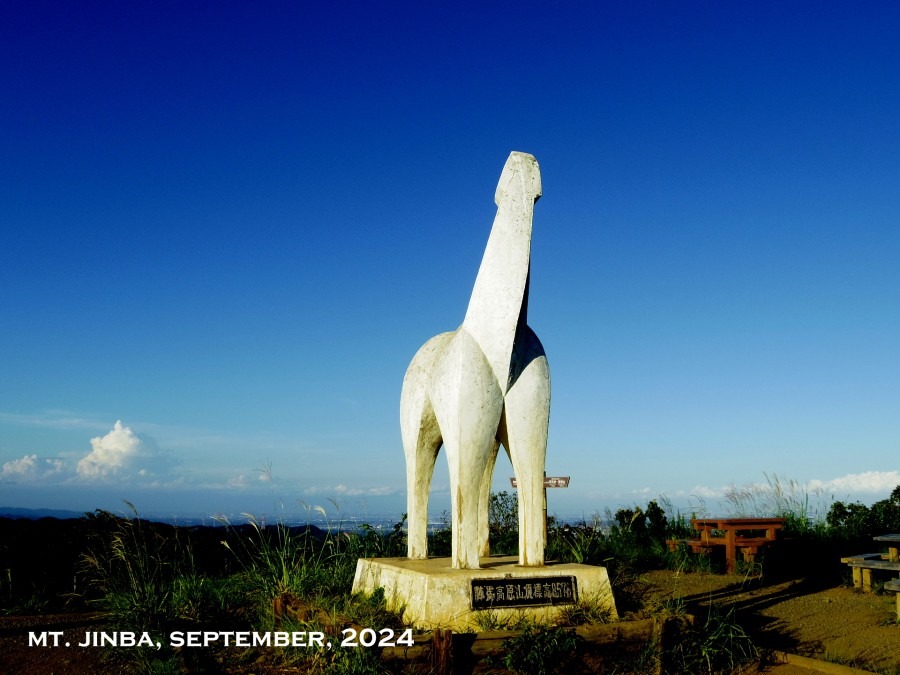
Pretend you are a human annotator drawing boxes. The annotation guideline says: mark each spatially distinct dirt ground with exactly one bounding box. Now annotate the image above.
[0,612,121,674]
[1,571,898,673]
[640,569,900,673]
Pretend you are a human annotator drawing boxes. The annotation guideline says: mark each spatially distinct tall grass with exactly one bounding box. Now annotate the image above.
[724,472,832,537]
[663,606,758,674]
[79,501,229,629]
[77,500,406,673]
[722,473,900,580]
[500,625,583,675]
[216,507,331,600]
[214,502,406,625]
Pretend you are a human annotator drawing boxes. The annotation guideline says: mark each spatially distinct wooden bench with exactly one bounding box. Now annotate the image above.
[691,517,784,573]
[666,537,774,566]
[840,552,883,563]
[874,534,900,562]
[666,539,714,555]
[841,555,900,592]
[732,537,775,565]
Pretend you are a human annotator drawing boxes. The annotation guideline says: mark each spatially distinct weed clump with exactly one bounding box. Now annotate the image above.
[501,625,583,675]
[77,501,407,673]
[664,606,758,674]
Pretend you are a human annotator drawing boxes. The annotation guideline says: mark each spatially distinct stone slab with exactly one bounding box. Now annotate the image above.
[352,556,617,631]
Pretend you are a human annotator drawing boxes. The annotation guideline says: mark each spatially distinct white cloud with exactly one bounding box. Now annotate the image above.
[654,471,900,513]
[0,454,65,482]
[76,420,176,482]
[675,484,728,499]
[227,474,249,489]
[2,454,38,478]
[807,470,900,495]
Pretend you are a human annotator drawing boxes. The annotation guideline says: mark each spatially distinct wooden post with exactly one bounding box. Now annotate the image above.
[510,475,569,546]
[725,528,737,573]
[543,471,548,543]
[862,568,873,593]
[430,628,452,674]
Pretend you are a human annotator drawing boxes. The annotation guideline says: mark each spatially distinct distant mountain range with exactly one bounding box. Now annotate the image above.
[0,505,88,520]
[0,506,591,530]
[0,506,237,526]
[0,505,413,529]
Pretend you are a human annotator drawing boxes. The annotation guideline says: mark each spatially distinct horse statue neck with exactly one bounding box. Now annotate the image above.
[462,151,542,392]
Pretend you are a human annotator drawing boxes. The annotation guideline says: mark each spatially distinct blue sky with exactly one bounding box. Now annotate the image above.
[1,2,898,521]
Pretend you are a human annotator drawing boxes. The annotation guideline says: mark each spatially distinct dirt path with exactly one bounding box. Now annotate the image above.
[0,612,119,674]
[641,570,900,673]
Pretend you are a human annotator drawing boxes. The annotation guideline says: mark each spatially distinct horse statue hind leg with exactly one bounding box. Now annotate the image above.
[401,152,548,570]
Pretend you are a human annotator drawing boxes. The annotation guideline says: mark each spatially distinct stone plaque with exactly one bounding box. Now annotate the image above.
[471,576,577,609]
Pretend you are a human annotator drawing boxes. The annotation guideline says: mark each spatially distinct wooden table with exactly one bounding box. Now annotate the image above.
[690,517,785,573]
[874,533,900,562]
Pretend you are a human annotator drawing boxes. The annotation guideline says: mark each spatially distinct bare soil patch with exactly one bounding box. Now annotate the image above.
[0,612,118,674]
[640,569,900,673]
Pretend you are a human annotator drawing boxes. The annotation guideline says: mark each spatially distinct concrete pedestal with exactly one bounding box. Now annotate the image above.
[352,556,617,631]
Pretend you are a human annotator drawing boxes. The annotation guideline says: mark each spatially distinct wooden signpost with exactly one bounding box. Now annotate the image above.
[508,475,570,488]
[510,474,570,539]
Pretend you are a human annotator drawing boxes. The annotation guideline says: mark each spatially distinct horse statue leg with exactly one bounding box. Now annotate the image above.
[401,332,452,559]
[477,440,501,558]
[504,326,550,566]
[430,329,503,569]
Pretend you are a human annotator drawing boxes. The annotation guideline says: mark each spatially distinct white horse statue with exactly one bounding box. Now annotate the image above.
[400,151,550,569]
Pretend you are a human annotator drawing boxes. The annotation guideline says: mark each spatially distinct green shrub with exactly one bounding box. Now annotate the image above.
[489,490,519,555]
[428,510,453,557]
[502,625,582,675]
[664,606,757,674]
[80,503,191,629]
